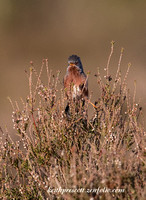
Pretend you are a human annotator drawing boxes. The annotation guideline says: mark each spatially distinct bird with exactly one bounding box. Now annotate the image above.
[63,55,88,115]
[63,55,88,100]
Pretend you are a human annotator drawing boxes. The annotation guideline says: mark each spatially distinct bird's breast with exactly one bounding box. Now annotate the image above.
[72,85,81,98]
[68,65,80,75]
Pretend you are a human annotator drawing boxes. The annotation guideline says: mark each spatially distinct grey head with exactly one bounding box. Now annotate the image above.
[68,55,84,73]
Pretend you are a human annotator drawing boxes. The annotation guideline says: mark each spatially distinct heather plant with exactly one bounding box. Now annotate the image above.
[0,43,145,200]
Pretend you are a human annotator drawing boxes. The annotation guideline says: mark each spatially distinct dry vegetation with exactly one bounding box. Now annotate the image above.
[0,44,145,200]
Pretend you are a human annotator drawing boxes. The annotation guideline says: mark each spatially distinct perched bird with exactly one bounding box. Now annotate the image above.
[63,55,88,100]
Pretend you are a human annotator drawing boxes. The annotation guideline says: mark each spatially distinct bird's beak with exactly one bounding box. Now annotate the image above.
[69,63,75,66]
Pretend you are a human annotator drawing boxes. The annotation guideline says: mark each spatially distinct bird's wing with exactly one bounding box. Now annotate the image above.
[81,73,88,97]
[63,74,69,89]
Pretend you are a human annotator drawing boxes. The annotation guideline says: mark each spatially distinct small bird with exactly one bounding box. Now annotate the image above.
[63,55,88,100]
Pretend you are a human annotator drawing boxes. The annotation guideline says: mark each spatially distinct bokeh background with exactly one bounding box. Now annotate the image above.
[0,0,146,130]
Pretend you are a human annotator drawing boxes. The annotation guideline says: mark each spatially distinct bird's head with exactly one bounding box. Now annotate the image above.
[68,55,84,73]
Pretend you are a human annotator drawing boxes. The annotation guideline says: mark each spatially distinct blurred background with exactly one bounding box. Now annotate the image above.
[0,0,146,130]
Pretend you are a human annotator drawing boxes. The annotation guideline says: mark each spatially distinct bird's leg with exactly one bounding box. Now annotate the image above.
[65,102,70,115]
